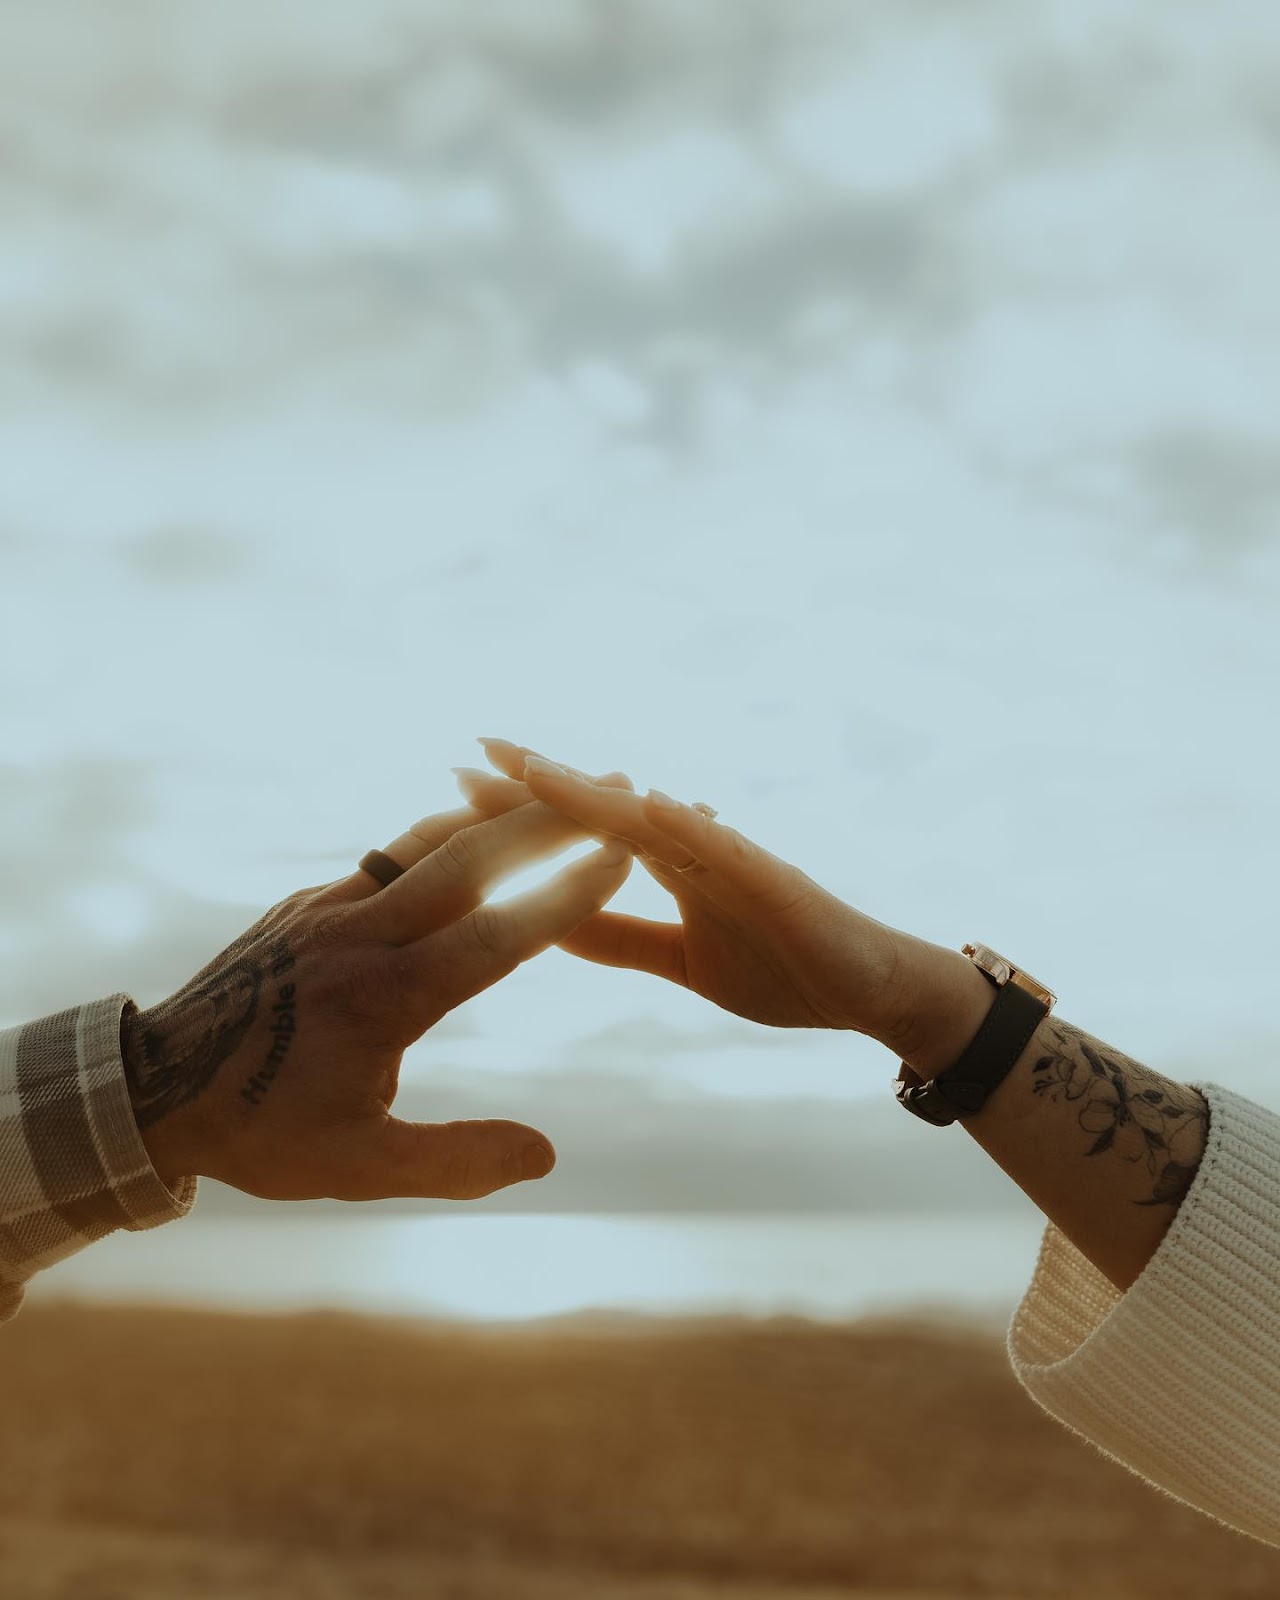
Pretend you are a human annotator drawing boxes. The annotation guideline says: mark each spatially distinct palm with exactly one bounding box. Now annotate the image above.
[655,878,833,1028]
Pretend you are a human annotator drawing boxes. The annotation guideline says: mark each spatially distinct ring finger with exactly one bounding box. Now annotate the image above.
[330,768,634,911]
[348,799,627,946]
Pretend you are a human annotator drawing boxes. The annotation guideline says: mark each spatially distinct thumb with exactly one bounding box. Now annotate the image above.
[363,1116,557,1201]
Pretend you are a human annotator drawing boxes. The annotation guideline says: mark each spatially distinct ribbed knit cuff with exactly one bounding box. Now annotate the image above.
[1008,1080,1280,1548]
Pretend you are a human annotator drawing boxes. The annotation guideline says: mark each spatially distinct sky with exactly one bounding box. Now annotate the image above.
[3,0,1280,1224]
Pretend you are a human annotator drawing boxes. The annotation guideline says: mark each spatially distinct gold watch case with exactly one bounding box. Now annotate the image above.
[962,941,1057,1012]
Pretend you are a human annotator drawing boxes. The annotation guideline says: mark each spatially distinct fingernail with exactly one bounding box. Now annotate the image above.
[647,788,682,811]
[525,755,570,780]
[521,1143,555,1180]
[451,766,488,781]
[477,736,513,751]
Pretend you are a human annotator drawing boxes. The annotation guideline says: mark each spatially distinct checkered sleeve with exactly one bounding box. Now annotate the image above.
[0,992,197,1322]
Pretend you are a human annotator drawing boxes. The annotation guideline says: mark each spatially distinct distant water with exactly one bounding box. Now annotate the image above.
[27,1213,1048,1327]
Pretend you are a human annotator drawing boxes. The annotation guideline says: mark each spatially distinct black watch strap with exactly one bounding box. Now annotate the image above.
[895,978,1049,1127]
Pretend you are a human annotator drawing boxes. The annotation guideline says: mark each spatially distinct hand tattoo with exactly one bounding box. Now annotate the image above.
[1031,1018,1208,1208]
[123,936,296,1128]
[239,946,298,1109]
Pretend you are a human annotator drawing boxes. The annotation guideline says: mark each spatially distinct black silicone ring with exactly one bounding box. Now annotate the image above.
[358,848,407,888]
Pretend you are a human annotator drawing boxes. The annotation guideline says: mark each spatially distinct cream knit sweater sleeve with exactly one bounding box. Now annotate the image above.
[1008,1079,1280,1547]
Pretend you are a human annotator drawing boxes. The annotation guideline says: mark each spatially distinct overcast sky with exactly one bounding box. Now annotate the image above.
[3,0,1280,1220]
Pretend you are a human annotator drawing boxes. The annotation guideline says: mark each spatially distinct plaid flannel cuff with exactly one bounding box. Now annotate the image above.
[0,992,197,1320]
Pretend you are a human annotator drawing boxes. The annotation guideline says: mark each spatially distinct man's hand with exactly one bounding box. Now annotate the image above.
[120,796,631,1202]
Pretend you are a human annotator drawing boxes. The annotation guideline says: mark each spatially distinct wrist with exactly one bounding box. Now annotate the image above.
[892,940,1000,1081]
[120,1002,197,1191]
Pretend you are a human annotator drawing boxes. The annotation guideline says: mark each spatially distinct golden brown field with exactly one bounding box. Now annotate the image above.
[1,1302,1277,1599]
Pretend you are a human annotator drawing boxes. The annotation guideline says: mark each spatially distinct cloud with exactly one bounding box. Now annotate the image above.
[8,0,1279,554]
[0,755,156,915]
[1121,427,1280,559]
[994,27,1181,160]
[559,1015,802,1070]
[117,524,253,585]
[0,2,984,435]
[0,886,263,1038]
[190,1063,1034,1219]
[0,752,282,1025]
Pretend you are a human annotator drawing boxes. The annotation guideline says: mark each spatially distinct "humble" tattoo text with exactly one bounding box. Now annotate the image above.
[240,947,297,1106]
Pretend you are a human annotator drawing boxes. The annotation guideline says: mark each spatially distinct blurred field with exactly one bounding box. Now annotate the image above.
[2,1304,1279,1600]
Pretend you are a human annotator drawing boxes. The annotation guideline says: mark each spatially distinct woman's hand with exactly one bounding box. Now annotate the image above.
[122,796,632,1202]
[454,739,931,1053]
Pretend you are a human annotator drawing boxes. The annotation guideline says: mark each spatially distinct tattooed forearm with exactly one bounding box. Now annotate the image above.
[123,937,296,1127]
[1030,1017,1208,1208]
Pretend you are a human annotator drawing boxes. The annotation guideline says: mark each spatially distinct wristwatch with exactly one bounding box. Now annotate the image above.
[894,942,1057,1127]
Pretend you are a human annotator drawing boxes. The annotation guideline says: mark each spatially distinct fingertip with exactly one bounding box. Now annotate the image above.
[520,1140,556,1181]
[477,736,527,777]
[641,788,687,830]
[524,754,571,782]
[467,1121,559,1196]
[595,838,634,872]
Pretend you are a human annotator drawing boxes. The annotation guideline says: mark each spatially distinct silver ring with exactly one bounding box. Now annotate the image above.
[691,802,718,820]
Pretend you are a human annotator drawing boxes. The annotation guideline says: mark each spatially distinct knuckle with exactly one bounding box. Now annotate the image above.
[738,853,809,915]
[287,890,332,925]
[724,827,757,866]
[437,829,480,884]
[292,882,345,919]
[763,877,818,919]
[299,905,352,955]
[465,904,507,959]
[254,892,308,940]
